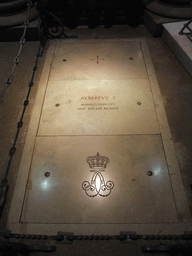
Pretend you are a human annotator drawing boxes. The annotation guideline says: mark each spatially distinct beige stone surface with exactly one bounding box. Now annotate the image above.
[21,135,177,224]
[38,79,160,135]
[7,38,191,235]
[49,41,147,81]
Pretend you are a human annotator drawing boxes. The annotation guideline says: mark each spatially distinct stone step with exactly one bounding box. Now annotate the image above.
[162,21,192,76]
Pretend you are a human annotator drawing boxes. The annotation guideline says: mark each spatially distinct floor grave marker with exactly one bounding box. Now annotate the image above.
[7,39,191,235]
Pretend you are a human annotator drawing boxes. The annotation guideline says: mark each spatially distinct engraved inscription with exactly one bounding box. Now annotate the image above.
[78,95,119,111]
[81,96,109,100]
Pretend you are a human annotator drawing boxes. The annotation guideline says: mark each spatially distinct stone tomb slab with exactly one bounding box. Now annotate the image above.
[7,39,191,235]
[21,135,178,224]
[38,80,160,136]
[48,41,148,81]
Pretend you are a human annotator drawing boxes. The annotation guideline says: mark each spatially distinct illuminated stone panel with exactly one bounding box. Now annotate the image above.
[38,80,160,135]
[48,42,148,81]
[21,135,177,224]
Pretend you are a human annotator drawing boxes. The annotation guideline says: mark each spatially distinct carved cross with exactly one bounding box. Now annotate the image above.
[91,55,105,64]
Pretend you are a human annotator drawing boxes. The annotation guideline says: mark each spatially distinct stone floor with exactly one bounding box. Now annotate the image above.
[0,25,192,255]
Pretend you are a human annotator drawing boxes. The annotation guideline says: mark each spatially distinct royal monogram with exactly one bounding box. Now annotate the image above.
[82,152,114,197]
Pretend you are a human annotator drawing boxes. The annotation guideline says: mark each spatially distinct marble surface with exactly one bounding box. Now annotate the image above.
[21,135,177,224]
[38,41,159,135]
[49,41,147,81]
[7,38,191,235]
[38,79,160,135]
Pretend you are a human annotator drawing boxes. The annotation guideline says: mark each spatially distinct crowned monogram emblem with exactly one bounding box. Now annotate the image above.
[82,152,114,197]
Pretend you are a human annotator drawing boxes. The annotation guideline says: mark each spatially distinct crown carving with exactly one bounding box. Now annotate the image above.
[86,152,109,169]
